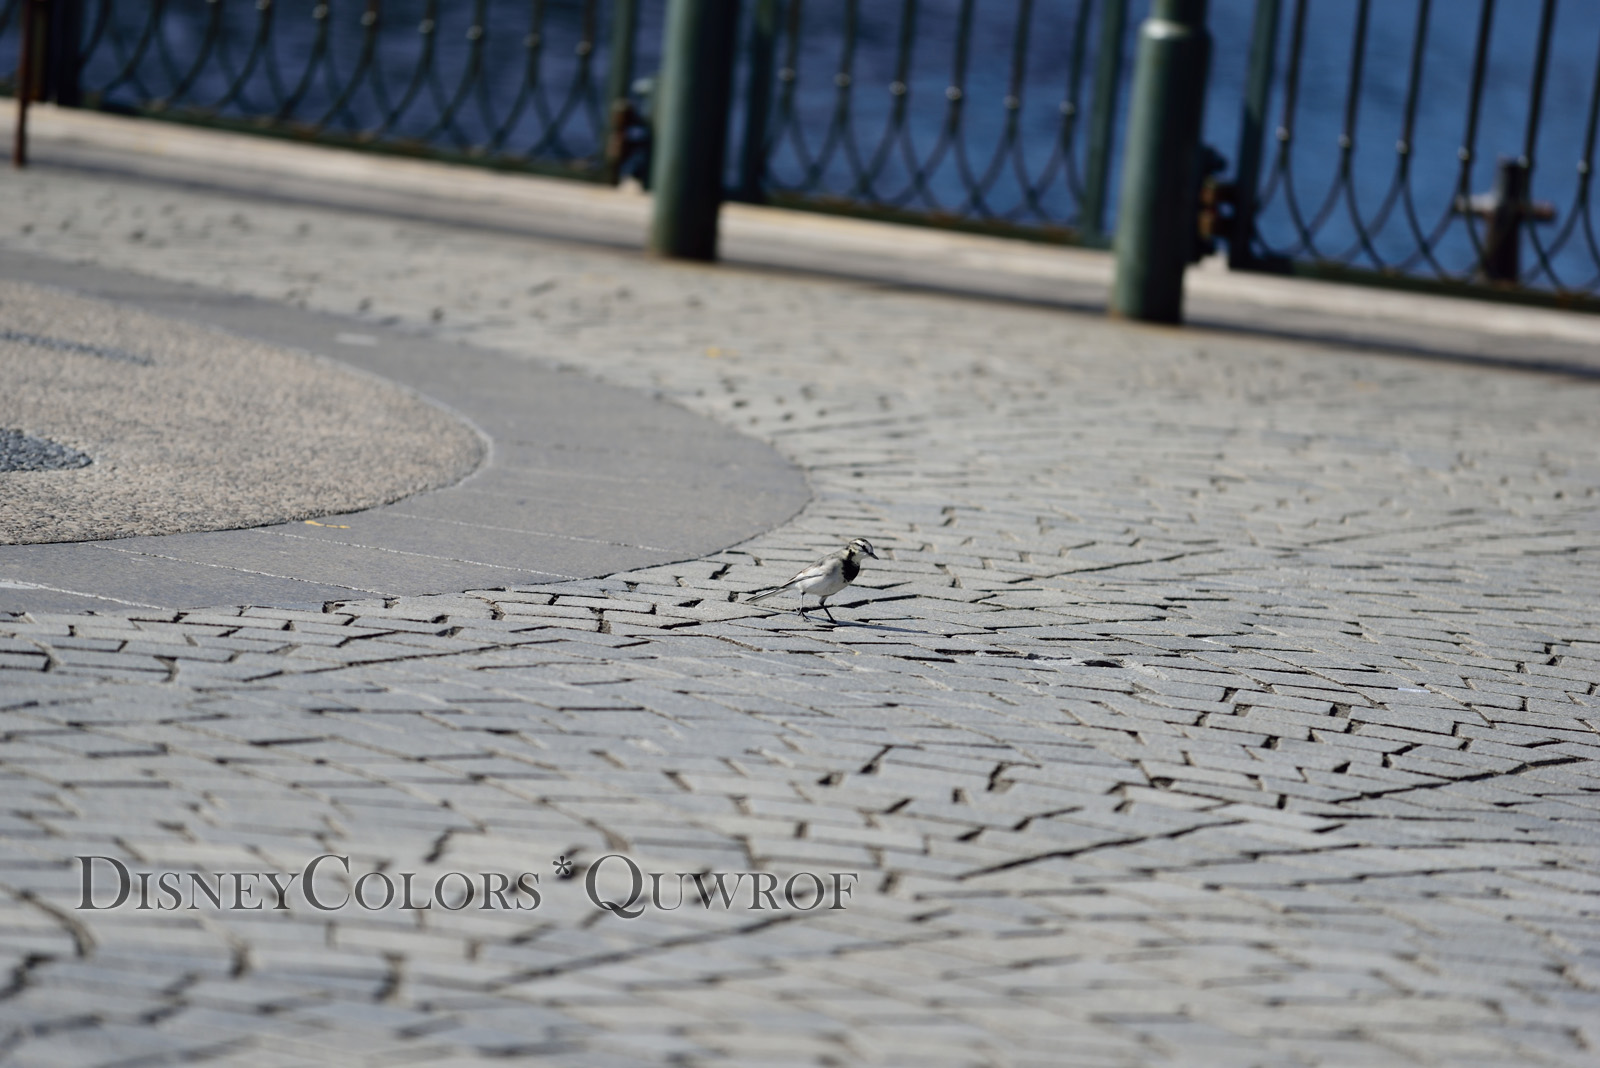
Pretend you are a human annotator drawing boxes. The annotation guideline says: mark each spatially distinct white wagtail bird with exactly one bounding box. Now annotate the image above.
[746,538,879,623]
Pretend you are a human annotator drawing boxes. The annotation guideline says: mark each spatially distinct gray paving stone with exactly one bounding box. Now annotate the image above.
[0,153,1597,1068]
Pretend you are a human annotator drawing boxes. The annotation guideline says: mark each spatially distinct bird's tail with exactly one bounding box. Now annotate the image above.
[745,585,786,604]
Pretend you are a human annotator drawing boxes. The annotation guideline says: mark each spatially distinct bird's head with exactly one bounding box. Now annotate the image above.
[847,538,879,560]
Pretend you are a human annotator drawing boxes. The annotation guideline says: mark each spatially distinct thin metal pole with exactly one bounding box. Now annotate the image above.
[737,0,780,202]
[1229,0,1281,269]
[1109,0,1212,323]
[649,0,741,260]
[1081,0,1129,239]
[602,0,640,182]
[46,0,83,107]
[1451,0,1496,273]
[604,0,638,111]
[13,0,40,169]
[1521,0,1556,169]
[1457,1,1496,213]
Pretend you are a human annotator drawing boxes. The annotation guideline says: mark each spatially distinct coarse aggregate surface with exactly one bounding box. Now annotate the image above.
[0,278,482,544]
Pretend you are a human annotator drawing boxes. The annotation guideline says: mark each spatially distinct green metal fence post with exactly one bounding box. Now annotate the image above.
[1081,0,1129,241]
[1228,0,1279,270]
[45,0,84,107]
[648,0,741,260]
[603,0,639,183]
[1109,0,1212,323]
[736,0,780,202]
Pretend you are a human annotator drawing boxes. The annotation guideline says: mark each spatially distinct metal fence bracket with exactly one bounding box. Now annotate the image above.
[1454,157,1557,284]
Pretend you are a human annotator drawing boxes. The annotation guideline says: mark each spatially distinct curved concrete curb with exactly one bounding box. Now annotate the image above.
[0,252,810,614]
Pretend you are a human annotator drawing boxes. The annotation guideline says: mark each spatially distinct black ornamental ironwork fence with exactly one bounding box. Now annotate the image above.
[1228,0,1600,307]
[5,0,1600,310]
[743,0,1135,243]
[0,0,655,180]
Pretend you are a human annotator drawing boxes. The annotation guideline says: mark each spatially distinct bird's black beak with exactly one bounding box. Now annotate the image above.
[866,545,879,559]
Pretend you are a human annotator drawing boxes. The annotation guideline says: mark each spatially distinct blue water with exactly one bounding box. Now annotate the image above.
[7,0,1598,288]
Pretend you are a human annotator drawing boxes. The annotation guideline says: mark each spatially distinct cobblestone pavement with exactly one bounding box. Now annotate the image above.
[1,162,1599,1067]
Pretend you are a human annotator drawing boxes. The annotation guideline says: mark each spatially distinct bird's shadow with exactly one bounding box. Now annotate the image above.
[745,603,934,634]
[804,615,932,635]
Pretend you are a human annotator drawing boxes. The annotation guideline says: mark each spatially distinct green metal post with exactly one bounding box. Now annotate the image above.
[46,0,85,107]
[1109,0,1212,323]
[648,0,741,260]
[604,0,639,109]
[603,0,639,182]
[737,0,780,202]
[1081,0,1129,241]
[1228,0,1280,269]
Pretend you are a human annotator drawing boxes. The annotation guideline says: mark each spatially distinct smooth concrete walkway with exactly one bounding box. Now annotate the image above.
[0,252,807,614]
[0,117,1597,1068]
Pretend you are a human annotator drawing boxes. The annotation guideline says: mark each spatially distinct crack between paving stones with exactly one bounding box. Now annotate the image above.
[1342,756,1590,804]
[1302,518,1490,547]
[0,580,167,609]
[1032,549,1227,578]
[486,912,807,989]
[260,529,581,576]
[14,890,93,958]
[954,816,1252,881]
[90,544,391,595]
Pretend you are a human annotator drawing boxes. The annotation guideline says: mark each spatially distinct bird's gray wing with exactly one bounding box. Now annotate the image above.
[745,554,837,602]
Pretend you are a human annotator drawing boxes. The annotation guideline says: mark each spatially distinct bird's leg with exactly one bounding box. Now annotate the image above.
[797,596,810,618]
[820,598,837,624]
